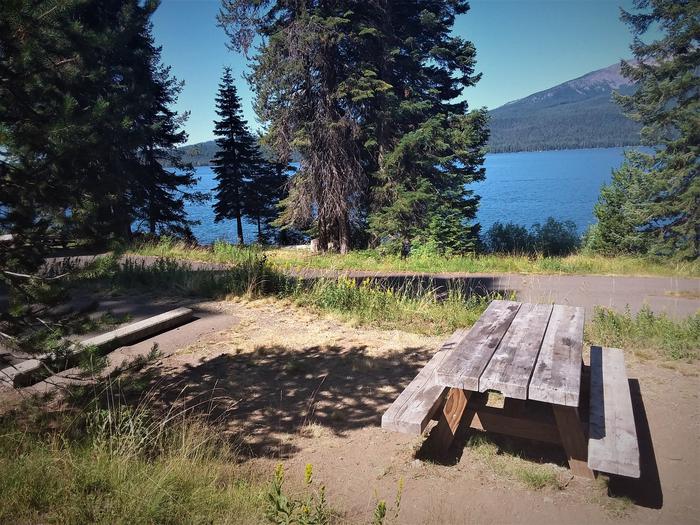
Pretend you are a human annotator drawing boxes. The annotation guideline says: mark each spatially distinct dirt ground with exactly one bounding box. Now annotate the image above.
[93,298,700,525]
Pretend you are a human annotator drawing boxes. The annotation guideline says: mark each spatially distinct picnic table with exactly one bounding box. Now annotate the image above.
[382,300,640,479]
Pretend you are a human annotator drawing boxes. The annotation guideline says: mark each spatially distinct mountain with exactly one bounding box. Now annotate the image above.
[178,140,218,167]
[487,63,642,153]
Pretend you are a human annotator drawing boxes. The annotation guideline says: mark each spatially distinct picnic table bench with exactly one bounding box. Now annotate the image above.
[382,300,640,479]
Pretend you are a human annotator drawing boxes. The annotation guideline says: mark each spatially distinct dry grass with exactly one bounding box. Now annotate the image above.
[464,434,567,491]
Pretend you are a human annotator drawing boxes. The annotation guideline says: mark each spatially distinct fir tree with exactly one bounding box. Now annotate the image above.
[244,159,289,243]
[592,0,699,259]
[211,67,261,245]
[363,0,488,255]
[218,0,488,254]
[127,2,202,238]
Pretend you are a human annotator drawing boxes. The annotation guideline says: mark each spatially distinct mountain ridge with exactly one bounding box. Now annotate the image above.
[487,62,642,153]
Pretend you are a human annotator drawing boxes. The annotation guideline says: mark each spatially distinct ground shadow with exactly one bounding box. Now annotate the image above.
[606,378,663,509]
[417,394,569,468]
[101,342,434,459]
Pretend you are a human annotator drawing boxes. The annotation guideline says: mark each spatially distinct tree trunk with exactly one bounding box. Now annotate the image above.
[256,216,262,243]
[236,213,244,245]
[338,214,350,254]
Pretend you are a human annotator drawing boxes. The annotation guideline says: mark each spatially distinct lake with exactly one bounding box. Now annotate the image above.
[185,147,632,245]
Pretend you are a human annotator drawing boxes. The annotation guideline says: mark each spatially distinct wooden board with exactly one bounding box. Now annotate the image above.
[0,307,194,388]
[478,303,553,398]
[528,305,584,406]
[553,405,594,478]
[381,329,468,435]
[588,346,640,478]
[435,300,521,390]
[466,407,561,444]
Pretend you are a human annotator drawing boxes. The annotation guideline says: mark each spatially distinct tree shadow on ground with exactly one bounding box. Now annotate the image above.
[112,342,434,459]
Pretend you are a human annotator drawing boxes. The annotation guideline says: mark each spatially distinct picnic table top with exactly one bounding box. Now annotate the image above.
[435,300,584,407]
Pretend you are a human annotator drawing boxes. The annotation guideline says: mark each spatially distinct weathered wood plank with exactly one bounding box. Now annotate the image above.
[466,407,561,444]
[529,305,584,406]
[553,405,594,478]
[435,300,521,390]
[588,346,640,478]
[381,328,468,435]
[478,303,553,398]
[0,307,194,388]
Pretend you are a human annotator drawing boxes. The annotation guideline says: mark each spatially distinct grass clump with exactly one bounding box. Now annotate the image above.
[586,305,699,361]
[0,404,264,524]
[80,251,286,299]
[288,276,501,335]
[465,434,564,491]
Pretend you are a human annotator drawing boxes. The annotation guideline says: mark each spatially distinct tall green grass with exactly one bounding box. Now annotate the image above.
[127,238,699,277]
[80,251,286,298]
[288,275,502,335]
[0,401,264,524]
[586,306,700,361]
[268,248,699,278]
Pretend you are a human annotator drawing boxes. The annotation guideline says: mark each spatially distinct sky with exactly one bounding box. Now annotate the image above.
[151,0,643,145]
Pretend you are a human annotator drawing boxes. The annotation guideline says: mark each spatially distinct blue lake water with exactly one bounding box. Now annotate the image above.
[185,147,632,245]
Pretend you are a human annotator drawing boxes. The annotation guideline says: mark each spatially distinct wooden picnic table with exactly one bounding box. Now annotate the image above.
[430,300,593,477]
[382,299,641,479]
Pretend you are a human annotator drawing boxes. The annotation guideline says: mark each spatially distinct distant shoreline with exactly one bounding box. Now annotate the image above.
[180,144,645,168]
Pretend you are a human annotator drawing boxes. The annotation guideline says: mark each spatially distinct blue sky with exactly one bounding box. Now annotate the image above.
[152,0,642,145]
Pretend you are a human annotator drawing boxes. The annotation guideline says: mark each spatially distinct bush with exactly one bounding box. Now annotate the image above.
[484,217,580,256]
[530,217,580,256]
[483,222,532,254]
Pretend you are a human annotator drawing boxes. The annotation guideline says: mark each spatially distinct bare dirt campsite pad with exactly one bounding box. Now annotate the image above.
[105,297,700,524]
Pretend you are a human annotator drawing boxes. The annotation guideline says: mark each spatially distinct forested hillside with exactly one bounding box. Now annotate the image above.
[488,63,642,153]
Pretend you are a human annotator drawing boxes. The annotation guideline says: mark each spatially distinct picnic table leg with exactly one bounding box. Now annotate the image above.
[430,388,471,455]
[552,405,595,479]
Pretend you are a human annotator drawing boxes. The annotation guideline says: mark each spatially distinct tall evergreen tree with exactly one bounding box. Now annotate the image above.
[1,0,199,253]
[127,2,202,238]
[244,159,289,243]
[211,67,262,245]
[219,0,488,254]
[591,0,699,259]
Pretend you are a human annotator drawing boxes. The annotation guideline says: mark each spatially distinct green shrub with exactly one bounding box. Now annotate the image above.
[484,217,580,256]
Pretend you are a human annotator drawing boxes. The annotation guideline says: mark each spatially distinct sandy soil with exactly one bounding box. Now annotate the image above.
[119,298,700,525]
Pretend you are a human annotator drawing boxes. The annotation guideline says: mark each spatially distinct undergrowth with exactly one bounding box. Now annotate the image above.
[288,276,502,335]
[126,238,699,278]
[586,305,699,361]
[0,393,265,524]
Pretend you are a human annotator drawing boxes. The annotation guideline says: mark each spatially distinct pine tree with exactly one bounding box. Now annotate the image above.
[363,0,488,255]
[244,159,289,243]
[218,0,488,254]
[211,67,262,245]
[592,0,699,259]
[127,1,202,238]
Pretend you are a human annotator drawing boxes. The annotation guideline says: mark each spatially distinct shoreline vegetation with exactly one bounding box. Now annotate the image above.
[129,239,700,279]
